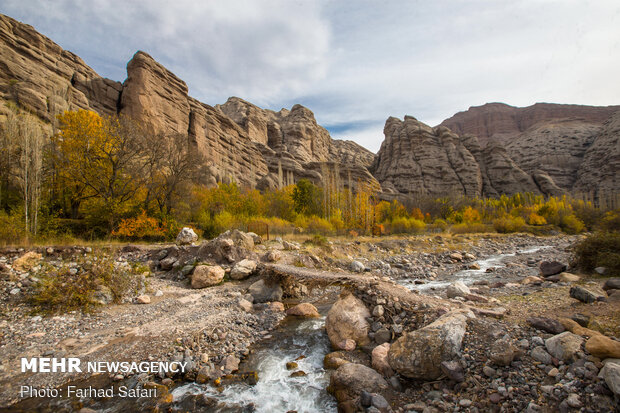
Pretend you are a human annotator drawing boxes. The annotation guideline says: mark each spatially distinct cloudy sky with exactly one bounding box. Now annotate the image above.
[2,1,619,152]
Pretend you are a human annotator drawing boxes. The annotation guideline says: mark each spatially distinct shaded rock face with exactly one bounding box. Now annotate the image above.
[574,110,620,200]
[218,97,380,192]
[441,102,620,195]
[373,116,541,197]
[0,14,121,123]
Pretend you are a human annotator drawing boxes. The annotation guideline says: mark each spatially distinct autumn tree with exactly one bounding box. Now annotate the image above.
[142,132,206,216]
[53,110,148,229]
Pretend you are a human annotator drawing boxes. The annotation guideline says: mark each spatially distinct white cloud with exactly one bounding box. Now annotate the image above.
[2,0,619,154]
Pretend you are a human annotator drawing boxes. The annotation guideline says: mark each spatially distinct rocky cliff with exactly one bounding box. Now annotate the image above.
[440,102,619,147]
[372,116,542,197]
[440,102,620,197]
[0,14,121,124]
[1,13,617,200]
[0,14,378,191]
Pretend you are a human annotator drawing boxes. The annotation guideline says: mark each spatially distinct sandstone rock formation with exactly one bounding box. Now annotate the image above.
[2,13,618,200]
[441,102,619,147]
[0,14,121,124]
[372,116,541,197]
[574,110,620,201]
[0,14,378,193]
[441,102,620,197]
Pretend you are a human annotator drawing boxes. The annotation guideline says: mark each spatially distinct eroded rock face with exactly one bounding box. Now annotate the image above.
[325,294,371,350]
[388,310,469,380]
[373,116,547,197]
[440,102,619,147]
[441,102,620,195]
[574,110,620,200]
[0,14,121,123]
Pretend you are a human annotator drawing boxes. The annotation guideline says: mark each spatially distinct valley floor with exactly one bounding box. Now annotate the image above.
[0,233,618,412]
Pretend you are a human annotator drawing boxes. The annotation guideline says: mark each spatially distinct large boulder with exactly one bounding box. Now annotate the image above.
[446,281,471,299]
[176,227,198,245]
[545,332,584,362]
[388,310,470,380]
[329,363,389,403]
[226,229,255,250]
[540,261,567,277]
[248,279,283,303]
[286,303,320,318]
[230,259,257,280]
[325,294,371,350]
[191,265,225,288]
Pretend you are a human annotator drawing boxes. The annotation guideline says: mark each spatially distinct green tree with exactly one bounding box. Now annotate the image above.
[292,179,322,216]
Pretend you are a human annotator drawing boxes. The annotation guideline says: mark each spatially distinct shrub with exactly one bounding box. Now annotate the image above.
[450,222,489,234]
[30,252,147,313]
[304,234,329,247]
[493,216,525,233]
[304,215,334,235]
[560,214,585,234]
[431,218,448,232]
[600,210,620,232]
[527,213,547,226]
[389,217,426,234]
[0,210,26,246]
[112,210,166,241]
[30,265,100,313]
[573,232,620,276]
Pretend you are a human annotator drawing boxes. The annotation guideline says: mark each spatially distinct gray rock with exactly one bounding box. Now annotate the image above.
[531,346,553,365]
[540,261,566,277]
[388,310,470,380]
[350,260,365,273]
[329,363,389,402]
[545,332,584,362]
[603,278,620,291]
[374,328,391,344]
[489,337,516,366]
[176,227,198,245]
[569,286,601,303]
[527,317,565,334]
[600,361,620,395]
[159,256,177,271]
[248,279,283,303]
[371,393,389,410]
[440,360,464,382]
[595,267,607,275]
[446,281,470,299]
[230,259,257,280]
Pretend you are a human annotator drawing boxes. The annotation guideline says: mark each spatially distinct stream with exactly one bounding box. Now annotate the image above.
[172,313,337,412]
[398,245,552,293]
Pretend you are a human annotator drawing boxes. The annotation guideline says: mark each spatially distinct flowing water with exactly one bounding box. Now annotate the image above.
[398,245,552,292]
[172,314,337,412]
